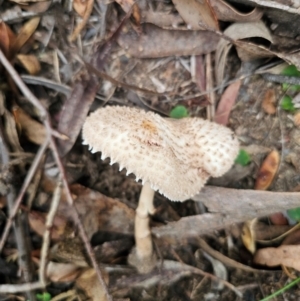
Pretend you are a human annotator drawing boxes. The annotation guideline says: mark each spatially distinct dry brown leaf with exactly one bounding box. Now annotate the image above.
[254,245,300,271]
[262,89,277,115]
[0,21,16,58]
[47,261,81,282]
[16,54,41,75]
[73,0,88,17]
[56,184,135,239]
[215,21,273,86]
[118,23,220,58]
[236,42,274,62]
[241,219,257,254]
[11,17,40,54]
[76,268,109,301]
[211,0,262,22]
[28,211,67,240]
[214,80,241,125]
[13,106,46,145]
[172,0,218,30]
[255,150,280,190]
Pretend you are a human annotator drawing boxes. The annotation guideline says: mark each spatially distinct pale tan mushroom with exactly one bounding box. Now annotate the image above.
[82,105,239,273]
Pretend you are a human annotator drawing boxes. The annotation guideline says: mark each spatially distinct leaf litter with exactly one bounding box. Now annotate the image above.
[2,0,300,300]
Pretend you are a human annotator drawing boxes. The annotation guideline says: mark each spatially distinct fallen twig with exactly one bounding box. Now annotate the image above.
[153,186,300,241]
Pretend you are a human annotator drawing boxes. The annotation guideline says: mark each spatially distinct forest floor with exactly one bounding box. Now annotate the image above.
[1,0,300,300]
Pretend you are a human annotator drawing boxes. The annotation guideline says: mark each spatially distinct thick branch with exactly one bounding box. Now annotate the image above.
[153,186,300,240]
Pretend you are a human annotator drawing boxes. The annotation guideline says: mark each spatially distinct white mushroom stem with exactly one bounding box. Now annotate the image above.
[135,181,155,260]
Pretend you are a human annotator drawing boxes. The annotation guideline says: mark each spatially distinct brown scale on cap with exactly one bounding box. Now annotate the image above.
[82,106,239,201]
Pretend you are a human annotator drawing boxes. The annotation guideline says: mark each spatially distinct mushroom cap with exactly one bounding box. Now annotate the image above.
[82,106,239,201]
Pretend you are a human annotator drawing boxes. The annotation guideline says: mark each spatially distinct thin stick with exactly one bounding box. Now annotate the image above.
[0,281,46,293]
[205,53,215,121]
[39,178,63,285]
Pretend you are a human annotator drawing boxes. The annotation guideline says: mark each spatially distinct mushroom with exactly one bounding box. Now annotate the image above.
[82,105,239,272]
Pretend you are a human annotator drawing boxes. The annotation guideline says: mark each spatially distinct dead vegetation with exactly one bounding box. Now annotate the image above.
[1,0,300,300]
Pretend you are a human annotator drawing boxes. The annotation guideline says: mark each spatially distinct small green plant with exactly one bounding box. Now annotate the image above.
[28,292,51,301]
[235,149,251,166]
[281,65,300,92]
[170,105,189,119]
[287,207,300,221]
[281,95,295,113]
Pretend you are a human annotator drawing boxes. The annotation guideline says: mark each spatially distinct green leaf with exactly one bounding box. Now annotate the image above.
[281,65,300,92]
[36,292,51,301]
[281,95,295,112]
[170,105,189,119]
[235,149,251,166]
[281,65,300,77]
[287,208,300,221]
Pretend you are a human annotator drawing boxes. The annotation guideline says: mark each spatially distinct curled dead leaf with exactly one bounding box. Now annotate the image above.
[255,150,280,190]
[202,252,227,290]
[17,54,41,75]
[241,219,257,254]
[262,89,277,115]
[215,21,273,86]
[210,0,263,22]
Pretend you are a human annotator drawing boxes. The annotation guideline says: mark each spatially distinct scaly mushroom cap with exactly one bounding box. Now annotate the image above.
[82,106,239,201]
